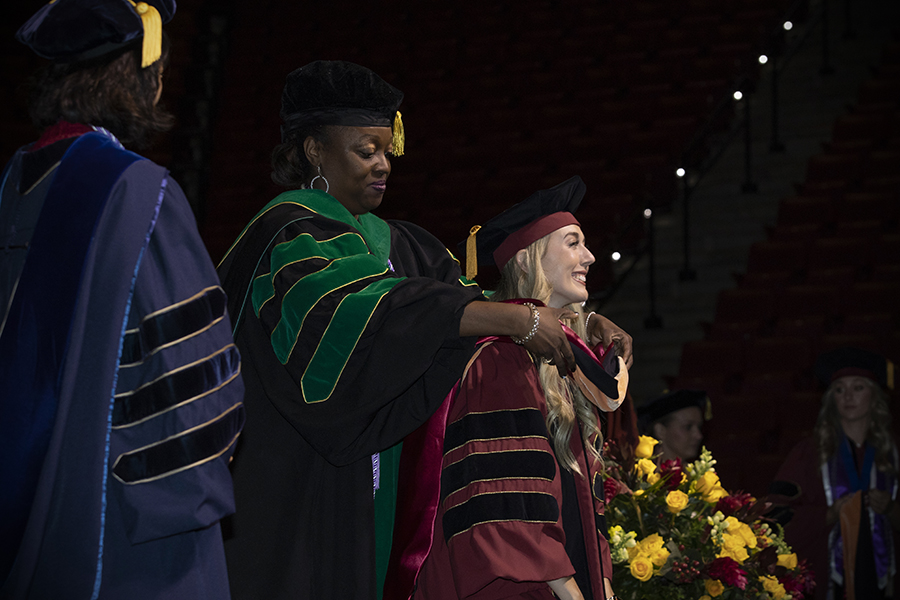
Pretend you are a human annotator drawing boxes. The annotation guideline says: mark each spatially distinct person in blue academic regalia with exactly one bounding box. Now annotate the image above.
[0,1,244,598]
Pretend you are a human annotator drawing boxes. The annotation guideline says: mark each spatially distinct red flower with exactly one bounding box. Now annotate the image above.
[714,492,754,517]
[659,458,683,490]
[707,557,748,590]
[605,476,629,501]
[780,560,816,598]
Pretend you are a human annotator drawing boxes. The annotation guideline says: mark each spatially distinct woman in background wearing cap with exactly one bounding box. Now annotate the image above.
[0,1,244,598]
[771,348,899,600]
[217,63,631,600]
[387,176,624,600]
[636,390,709,463]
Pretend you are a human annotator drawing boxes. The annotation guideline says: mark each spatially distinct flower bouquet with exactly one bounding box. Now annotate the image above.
[602,436,815,600]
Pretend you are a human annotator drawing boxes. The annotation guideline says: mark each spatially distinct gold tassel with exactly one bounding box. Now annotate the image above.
[887,359,895,390]
[392,111,405,157]
[704,397,713,421]
[130,1,162,68]
[465,225,481,280]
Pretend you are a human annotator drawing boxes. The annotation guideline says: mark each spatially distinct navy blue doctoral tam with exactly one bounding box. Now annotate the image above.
[17,0,176,63]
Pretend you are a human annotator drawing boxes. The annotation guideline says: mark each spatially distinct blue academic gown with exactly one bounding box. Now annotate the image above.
[0,131,244,599]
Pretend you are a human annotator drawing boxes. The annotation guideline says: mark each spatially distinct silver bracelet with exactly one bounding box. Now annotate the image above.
[511,302,539,345]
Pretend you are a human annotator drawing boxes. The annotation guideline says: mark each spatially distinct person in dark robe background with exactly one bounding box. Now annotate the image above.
[637,389,710,463]
[770,347,899,600]
[0,1,245,598]
[217,61,633,600]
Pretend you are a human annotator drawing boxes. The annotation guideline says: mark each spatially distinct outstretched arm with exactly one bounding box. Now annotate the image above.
[460,301,577,377]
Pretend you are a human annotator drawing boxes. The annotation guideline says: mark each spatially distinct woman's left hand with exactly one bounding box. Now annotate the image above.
[587,313,634,369]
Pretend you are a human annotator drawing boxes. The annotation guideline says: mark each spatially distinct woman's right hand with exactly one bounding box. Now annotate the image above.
[523,306,577,378]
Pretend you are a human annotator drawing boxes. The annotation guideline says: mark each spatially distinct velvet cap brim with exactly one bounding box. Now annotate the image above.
[17,0,175,62]
[280,60,403,141]
[458,175,586,271]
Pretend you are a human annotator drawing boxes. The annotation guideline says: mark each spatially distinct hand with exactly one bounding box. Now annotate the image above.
[587,313,634,369]
[523,306,577,378]
[868,489,893,515]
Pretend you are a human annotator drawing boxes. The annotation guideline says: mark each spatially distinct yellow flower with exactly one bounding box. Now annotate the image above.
[638,533,665,554]
[696,471,720,495]
[704,579,725,597]
[777,553,798,569]
[635,458,656,478]
[647,471,661,485]
[634,489,645,497]
[627,545,641,561]
[759,575,787,599]
[629,555,654,582]
[666,490,689,513]
[700,596,711,600]
[737,523,757,549]
[635,435,658,459]
[697,478,728,503]
[717,533,749,563]
[724,516,741,532]
[723,517,757,548]
[650,546,670,567]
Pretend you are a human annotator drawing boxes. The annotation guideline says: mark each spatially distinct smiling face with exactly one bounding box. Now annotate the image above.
[304,125,392,217]
[539,225,595,308]
[832,375,874,425]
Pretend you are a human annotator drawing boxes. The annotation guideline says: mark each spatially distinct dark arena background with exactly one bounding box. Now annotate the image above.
[2,0,899,496]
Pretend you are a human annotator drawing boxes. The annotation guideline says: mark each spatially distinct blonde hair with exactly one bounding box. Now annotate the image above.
[491,234,603,475]
[814,376,895,473]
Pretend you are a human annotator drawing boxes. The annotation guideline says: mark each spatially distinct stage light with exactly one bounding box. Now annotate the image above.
[643,208,653,219]
[758,54,768,64]
[611,251,622,261]
[783,21,793,30]
[733,91,743,101]
[676,167,686,177]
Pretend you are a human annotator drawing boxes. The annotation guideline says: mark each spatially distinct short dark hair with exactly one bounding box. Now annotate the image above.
[28,32,173,150]
[270,125,330,189]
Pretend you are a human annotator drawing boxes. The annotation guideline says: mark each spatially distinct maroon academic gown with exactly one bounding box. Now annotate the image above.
[407,339,614,599]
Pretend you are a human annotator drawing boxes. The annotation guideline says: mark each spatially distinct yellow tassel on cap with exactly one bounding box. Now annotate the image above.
[465,225,481,280]
[392,111,405,157]
[130,1,162,68]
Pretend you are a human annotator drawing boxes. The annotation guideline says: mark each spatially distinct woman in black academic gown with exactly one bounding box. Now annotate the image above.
[217,61,634,600]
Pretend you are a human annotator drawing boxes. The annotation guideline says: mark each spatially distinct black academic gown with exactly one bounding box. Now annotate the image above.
[218,190,482,600]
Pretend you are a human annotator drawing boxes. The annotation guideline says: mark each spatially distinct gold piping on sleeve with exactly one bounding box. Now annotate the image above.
[112,402,243,485]
[296,282,394,403]
[120,286,228,368]
[115,344,239,424]
[112,363,241,430]
[445,491,559,540]
[443,435,550,457]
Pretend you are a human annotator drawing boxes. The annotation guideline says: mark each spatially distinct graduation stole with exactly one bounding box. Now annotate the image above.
[822,437,896,589]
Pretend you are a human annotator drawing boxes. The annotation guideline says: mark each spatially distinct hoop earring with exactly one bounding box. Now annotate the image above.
[310,165,330,194]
